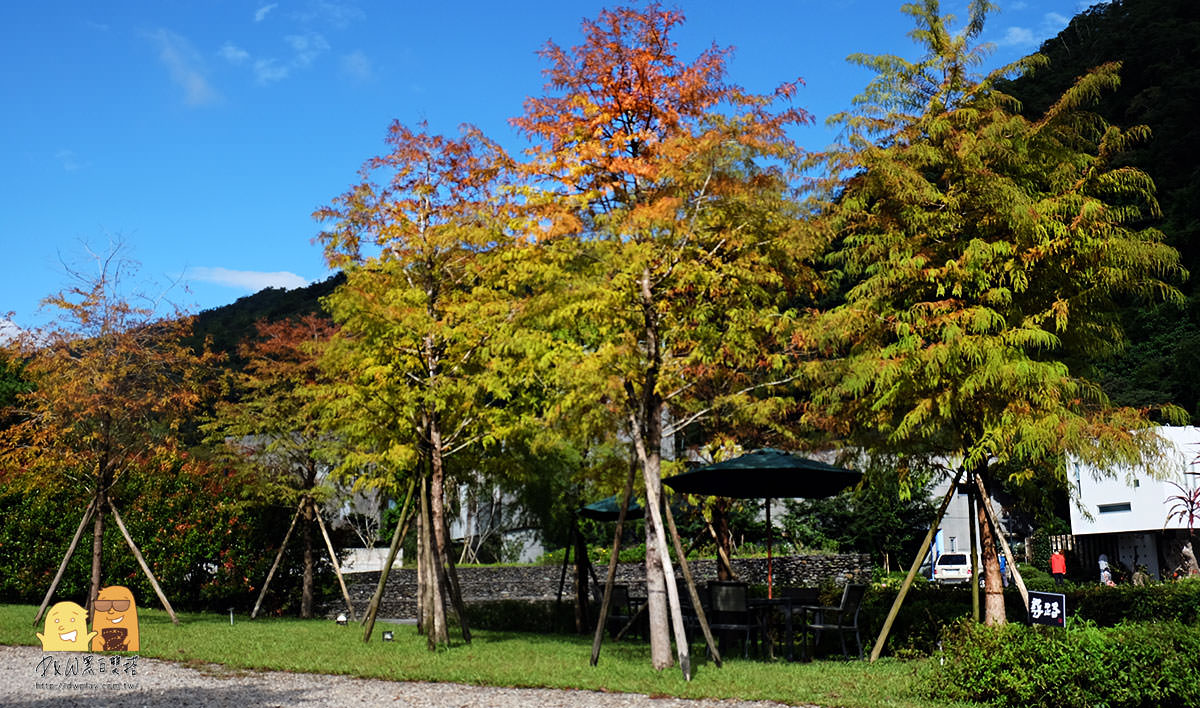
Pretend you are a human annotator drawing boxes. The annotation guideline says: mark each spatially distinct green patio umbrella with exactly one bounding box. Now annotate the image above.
[663,448,860,596]
[578,494,644,522]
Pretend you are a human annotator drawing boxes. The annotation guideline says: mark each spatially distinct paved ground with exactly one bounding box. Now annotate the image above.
[0,645,811,707]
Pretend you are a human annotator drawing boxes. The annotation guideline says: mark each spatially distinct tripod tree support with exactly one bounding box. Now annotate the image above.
[33,499,96,626]
[315,502,357,621]
[591,461,638,665]
[869,468,963,662]
[362,478,415,642]
[251,498,305,619]
[110,500,178,624]
[663,496,721,667]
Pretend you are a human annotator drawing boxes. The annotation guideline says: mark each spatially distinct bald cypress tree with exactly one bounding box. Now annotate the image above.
[811,0,1186,624]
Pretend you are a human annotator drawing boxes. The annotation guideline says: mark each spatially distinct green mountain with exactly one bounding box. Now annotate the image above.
[190,272,344,365]
[1001,0,1200,421]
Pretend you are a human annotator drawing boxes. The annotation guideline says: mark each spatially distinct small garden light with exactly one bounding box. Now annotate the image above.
[382,630,394,642]
[336,613,347,626]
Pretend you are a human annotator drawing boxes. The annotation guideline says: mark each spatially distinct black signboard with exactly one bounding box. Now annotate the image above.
[1028,590,1067,627]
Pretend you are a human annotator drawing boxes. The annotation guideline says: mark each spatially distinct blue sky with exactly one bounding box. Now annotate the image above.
[2,0,1099,331]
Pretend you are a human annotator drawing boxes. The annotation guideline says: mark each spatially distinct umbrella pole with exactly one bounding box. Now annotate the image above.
[766,498,773,599]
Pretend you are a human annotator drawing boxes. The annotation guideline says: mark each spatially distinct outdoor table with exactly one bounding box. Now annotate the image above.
[748,597,807,661]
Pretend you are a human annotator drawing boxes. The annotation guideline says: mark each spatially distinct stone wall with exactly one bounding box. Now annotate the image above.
[334,553,871,619]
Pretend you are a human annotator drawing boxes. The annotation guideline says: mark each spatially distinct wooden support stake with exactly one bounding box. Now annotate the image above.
[439,511,471,643]
[704,520,739,580]
[869,468,963,662]
[556,530,572,604]
[252,499,304,619]
[109,501,178,625]
[591,458,638,666]
[314,501,356,621]
[643,473,692,680]
[34,499,96,626]
[968,473,980,623]
[362,478,415,641]
[664,496,722,667]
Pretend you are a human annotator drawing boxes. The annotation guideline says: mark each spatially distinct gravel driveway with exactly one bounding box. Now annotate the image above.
[1,645,812,707]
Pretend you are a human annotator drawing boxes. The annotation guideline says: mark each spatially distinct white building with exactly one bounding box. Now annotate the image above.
[1068,425,1200,579]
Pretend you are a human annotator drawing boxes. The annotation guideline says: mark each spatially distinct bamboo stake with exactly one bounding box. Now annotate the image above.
[974,473,1029,609]
[869,468,963,662]
[664,497,721,667]
[33,499,96,626]
[109,501,178,624]
[362,478,415,641]
[591,459,638,665]
[314,500,356,621]
[251,498,305,619]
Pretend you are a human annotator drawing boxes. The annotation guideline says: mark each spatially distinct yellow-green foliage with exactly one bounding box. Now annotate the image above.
[810,0,1186,488]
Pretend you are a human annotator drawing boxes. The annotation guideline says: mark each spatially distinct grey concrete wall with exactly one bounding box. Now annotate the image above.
[335,554,872,619]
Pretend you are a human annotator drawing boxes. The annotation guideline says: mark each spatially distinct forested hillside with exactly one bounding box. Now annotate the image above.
[1002,0,1200,421]
[189,272,344,365]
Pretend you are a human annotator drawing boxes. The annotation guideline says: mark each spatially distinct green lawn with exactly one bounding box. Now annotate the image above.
[6,603,977,707]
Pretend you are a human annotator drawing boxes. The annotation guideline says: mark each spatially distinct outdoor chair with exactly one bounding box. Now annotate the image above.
[800,583,867,660]
[706,581,758,658]
[599,583,637,639]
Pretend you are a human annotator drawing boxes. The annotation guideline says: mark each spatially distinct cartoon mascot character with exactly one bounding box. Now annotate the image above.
[90,586,139,652]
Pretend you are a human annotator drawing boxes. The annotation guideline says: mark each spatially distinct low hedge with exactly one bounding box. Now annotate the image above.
[863,579,1200,656]
[463,599,577,634]
[924,619,1200,708]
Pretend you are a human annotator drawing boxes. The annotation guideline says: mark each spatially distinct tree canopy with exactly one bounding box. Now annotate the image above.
[808,0,1185,623]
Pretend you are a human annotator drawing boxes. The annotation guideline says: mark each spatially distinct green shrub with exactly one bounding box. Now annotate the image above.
[0,459,341,614]
[925,619,1200,708]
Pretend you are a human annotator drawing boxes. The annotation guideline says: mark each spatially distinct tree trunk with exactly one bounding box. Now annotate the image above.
[977,472,1006,625]
[714,499,733,581]
[87,487,106,624]
[301,497,314,619]
[643,518,672,669]
[419,474,448,649]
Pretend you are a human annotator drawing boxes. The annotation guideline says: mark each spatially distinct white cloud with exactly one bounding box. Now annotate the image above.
[340,50,372,81]
[286,32,330,66]
[294,1,364,29]
[255,3,278,22]
[186,267,310,292]
[219,42,250,65]
[254,58,290,84]
[148,29,219,107]
[0,318,21,344]
[56,148,85,172]
[1043,12,1069,27]
[997,26,1035,47]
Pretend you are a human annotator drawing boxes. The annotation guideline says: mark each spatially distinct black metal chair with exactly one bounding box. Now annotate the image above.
[599,583,637,639]
[707,581,758,658]
[800,583,867,660]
